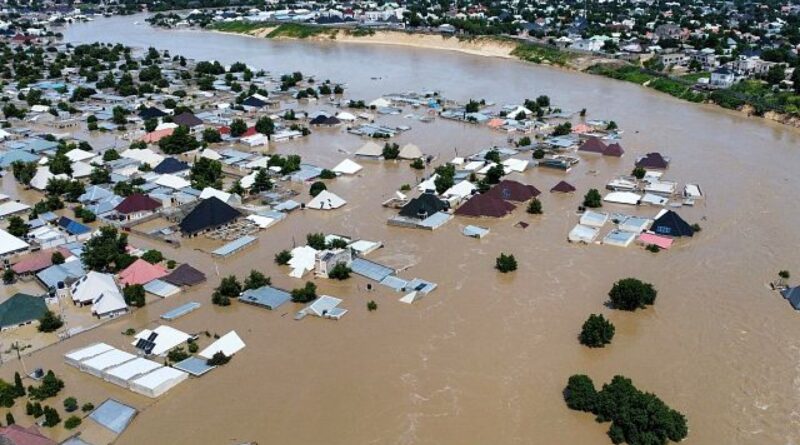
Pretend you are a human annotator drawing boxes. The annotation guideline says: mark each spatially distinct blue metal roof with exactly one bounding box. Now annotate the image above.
[57,216,91,235]
[239,286,291,310]
[351,258,395,282]
[89,399,137,434]
[161,301,202,321]
[37,260,85,289]
[173,356,216,376]
[211,235,258,257]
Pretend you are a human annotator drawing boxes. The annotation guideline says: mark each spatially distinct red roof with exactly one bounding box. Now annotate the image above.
[550,181,576,193]
[455,193,516,218]
[603,143,625,157]
[11,248,72,274]
[484,180,540,202]
[218,126,256,137]
[118,258,168,286]
[0,424,56,445]
[578,137,607,154]
[115,193,162,215]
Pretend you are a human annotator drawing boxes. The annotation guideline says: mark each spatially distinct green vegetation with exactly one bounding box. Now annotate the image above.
[38,310,63,333]
[495,253,518,273]
[309,181,327,197]
[27,371,64,401]
[64,415,82,430]
[211,21,270,34]
[291,281,317,303]
[141,249,163,264]
[579,314,615,348]
[42,406,60,427]
[243,270,270,290]
[266,23,336,39]
[382,142,400,160]
[564,374,688,445]
[608,278,657,311]
[81,226,129,272]
[212,275,242,306]
[81,402,94,413]
[207,351,231,366]
[123,284,146,308]
[511,42,572,66]
[367,300,378,311]
[328,263,352,280]
[63,397,78,412]
[168,347,190,363]
[583,189,602,208]
[526,198,542,215]
[275,249,293,265]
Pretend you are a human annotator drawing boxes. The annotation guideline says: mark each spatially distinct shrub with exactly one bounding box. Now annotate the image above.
[27,371,64,401]
[206,351,231,366]
[319,169,336,179]
[81,402,94,412]
[367,300,378,311]
[167,347,190,363]
[579,314,615,347]
[244,270,270,290]
[527,198,542,214]
[495,253,518,273]
[291,281,317,303]
[123,284,146,308]
[38,310,63,333]
[167,259,176,269]
[608,278,657,311]
[583,189,602,208]
[564,374,597,412]
[410,158,425,170]
[533,148,545,159]
[309,181,327,197]
[275,249,292,265]
[141,249,163,264]
[328,262,351,280]
[64,415,81,430]
[631,167,646,179]
[645,244,660,253]
[63,397,78,412]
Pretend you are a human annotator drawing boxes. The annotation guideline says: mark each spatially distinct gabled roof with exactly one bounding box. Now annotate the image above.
[163,263,206,287]
[455,193,516,218]
[0,293,47,329]
[550,180,576,193]
[484,180,540,202]
[115,193,162,214]
[307,190,346,210]
[179,197,241,234]
[635,152,669,169]
[604,142,625,157]
[172,112,203,127]
[56,216,91,235]
[11,248,72,274]
[153,157,190,175]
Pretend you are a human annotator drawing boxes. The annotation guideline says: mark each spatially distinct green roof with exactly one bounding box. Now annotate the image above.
[0,293,47,329]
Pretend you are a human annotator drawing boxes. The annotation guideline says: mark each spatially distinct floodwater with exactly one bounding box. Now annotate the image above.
[1,14,797,445]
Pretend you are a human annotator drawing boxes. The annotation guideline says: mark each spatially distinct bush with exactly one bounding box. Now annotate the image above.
[42,406,60,427]
[291,281,317,303]
[410,158,425,170]
[382,143,399,159]
[645,244,660,253]
[188,341,199,353]
[167,347,190,363]
[275,249,292,265]
[631,167,646,179]
[38,310,63,333]
[319,169,336,179]
[608,278,657,311]
[64,415,81,430]
[367,300,378,311]
[167,259,176,269]
[495,253,518,273]
[309,181,327,197]
[579,314,615,347]
[123,284,146,308]
[206,351,231,366]
[564,374,597,412]
[63,397,78,412]
[533,148,545,159]
[27,371,64,401]
[81,402,94,412]
[328,263,351,280]
[527,198,542,214]
[583,189,602,208]
[141,249,163,264]
[306,233,327,250]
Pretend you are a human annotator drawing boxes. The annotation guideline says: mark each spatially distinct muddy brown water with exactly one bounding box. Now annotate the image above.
[0,15,797,445]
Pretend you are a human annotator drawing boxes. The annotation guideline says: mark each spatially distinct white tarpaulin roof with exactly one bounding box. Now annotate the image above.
[156,174,191,190]
[443,180,476,199]
[332,159,363,175]
[502,158,529,173]
[199,331,245,359]
[132,325,192,356]
[568,224,600,243]
[0,229,29,256]
[0,201,30,218]
[288,245,317,278]
[604,191,641,205]
[307,190,346,210]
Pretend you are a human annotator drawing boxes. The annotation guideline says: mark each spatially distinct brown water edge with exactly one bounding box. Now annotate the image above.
[0,16,797,445]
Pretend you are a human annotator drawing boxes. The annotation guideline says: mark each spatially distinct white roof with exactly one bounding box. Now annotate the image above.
[369,97,391,108]
[71,271,119,304]
[199,331,245,359]
[443,180,476,199]
[568,224,600,243]
[462,161,485,171]
[305,295,343,317]
[417,174,439,192]
[132,325,192,356]
[155,122,178,131]
[0,229,29,255]
[105,357,162,381]
[288,245,317,278]
[240,171,257,189]
[92,288,128,317]
[354,141,383,157]
[641,193,669,206]
[64,343,114,362]
[502,158,529,173]
[71,161,93,178]
[348,239,381,255]
[130,366,187,389]
[604,191,642,205]
[335,111,356,121]
[199,187,239,203]
[579,210,609,228]
[398,143,423,160]
[121,148,164,167]
[82,348,136,372]
[65,148,96,162]
[30,167,67,191]
[684,183,702,199]
[244,156,269,170]
[199,148,222,160]
[0,201,30,218]
[241,133,268,146]
[156,174,191,190]
[332,159,363,175]
[246,214,277,229]
[307,190,346,210]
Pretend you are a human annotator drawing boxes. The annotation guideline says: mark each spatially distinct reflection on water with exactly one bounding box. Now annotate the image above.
[4,14,795,445]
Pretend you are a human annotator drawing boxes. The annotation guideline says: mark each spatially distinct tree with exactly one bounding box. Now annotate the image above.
[382,143,400,160]
[433,164,455,194]
[28,371,64,401]
[526,198,542,214]
[202,127,222,143]
[190,157,222,190]
[217,275,242,298]
[2,269,14,285]
[167,347,190,363]
[228,180,245,196]
[81,402,94,413]
[251,169,272,193]
[244,270,270,290]
[410,158,425,170]
[319,169,336,180]
[583,189,602,208]
[230,118,247,137]
[42,406,60,427]
[6,216,29,237]
[765,64,786,85]
[255,116,274,136]
[206,351,231,366]
[144,117,158,132]
[579,314,615,347]
[49,152,72,176]
[309,181,327,197]
[564,374,597,412]
[275,249,292,265]
[608,278,657,311]
[102,149,120,162]
[778,270,791,287]
[533,148,545,159]
[64,415,81,430]
[552,122,572,136]
[49,251,65,265]
[141,249,163,264]
[63,397,78,412]
[306,233,327,250]
[159,125,199,154]
[367,300,378,311]
[38,310,63,333]
[11,161,37,186]
[484,149,501,163]
[211,291,230,306]
[631,167,646,179]
[81,226,128,272]
[495,253,517,273]
[13,373,24,398]
[484,164,505,184]
[518,136,531,146]
[328,263,351,280]
[89,167,111,185]
[5,412,13,425]
[291,281,317,303]
[123,284,146,307]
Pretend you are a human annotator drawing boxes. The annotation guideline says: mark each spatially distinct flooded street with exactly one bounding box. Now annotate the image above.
[3,14,797,445]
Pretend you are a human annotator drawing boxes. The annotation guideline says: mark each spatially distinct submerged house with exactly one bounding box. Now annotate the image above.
[635,152,670,169]
[550,180,576,193]
[399,193,449,219]
[114,193,162,222]
[484,180,540,202]
[179,197,242,236]
[455,193,516,218]
[651,210,694,237]
[0,293,47,331]
[781,287,800,310]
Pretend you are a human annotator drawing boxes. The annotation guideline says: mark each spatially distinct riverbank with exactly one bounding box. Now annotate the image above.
[211,21,800,128]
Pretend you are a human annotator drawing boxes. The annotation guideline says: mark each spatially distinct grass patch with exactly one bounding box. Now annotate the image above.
[211,21,270,34]
[345,27,375,37]
[586,64,656,84]
[266,23,336,39]
[511,42,572,66]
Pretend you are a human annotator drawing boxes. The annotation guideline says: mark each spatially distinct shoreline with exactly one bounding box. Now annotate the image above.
[208,25,800,129]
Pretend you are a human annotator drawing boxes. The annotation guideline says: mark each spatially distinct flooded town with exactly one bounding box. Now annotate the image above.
[0,3,797,445]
